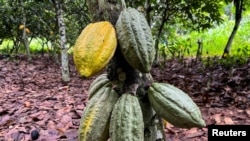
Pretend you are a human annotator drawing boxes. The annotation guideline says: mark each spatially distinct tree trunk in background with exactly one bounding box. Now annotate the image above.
[229,1,234,20]
[87,0,166,140]
[54,0,70,82]
[196,39,203,62]
[21,0,31,61]
[154,5,168,66]
[144,0,151,26]
[222,0,243,57]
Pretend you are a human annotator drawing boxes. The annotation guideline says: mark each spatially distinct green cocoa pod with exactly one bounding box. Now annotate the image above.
[78,86,119,141]
[88,74,111,99]
[89,74,108,89]
[110,94,144,141]
[116,7,155,73]
[148,83,206,128]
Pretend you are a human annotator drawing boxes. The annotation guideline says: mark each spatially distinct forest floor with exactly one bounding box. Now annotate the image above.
[0,54,249,141]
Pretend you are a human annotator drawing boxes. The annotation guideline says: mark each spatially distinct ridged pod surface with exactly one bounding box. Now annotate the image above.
[88,74,111,99]
[89,74,108,90]
[78,86,119,141]
[73,21,117,77]
[110,94,144,141]
[148,83,206,128]
[116,7,155,73]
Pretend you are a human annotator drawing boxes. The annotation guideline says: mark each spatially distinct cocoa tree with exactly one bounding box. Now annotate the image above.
[222,0,246,57]
[82,0,165,140]
[52,0,70,82]
[20,0,31,61]
[75,0,205,141]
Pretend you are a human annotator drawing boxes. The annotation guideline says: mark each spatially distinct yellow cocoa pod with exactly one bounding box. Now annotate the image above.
[19,24,25,30]
[73,21,117,77]
[25,28,31,34]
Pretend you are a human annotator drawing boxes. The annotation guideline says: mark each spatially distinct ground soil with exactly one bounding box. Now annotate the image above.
[0,54,249,141]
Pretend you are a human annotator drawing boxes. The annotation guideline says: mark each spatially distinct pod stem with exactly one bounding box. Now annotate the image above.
[121,0,127,9]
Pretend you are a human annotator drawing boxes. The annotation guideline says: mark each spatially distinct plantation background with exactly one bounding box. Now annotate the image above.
[161,14,250,58]
[1,0,250,62]
[1,12,250,57]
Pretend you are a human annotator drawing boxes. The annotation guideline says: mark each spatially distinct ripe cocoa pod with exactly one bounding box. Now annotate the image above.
[73,21,117,77]
[78,86,119,141]
[148,83,206,128]
[116,7,155,73]
[110,94,144,141]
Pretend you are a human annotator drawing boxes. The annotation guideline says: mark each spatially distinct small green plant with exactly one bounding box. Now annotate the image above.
[0,38,53,54]
[159,38,192,60]
[160,14,250,58]
[202,54,249,69]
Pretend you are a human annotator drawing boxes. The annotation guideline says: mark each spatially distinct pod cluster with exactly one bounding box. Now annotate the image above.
[74,7,205,141]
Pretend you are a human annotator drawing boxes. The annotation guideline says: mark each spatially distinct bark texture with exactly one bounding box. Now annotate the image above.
[223,0,243,57]
[154,5,168,66]
[54,0,70,82]
[21,0,31,61]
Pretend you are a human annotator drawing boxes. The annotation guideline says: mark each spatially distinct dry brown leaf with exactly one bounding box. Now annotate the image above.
[47,120,57,129]
[39,129,59,141]
[185,128,199,135]
[213,114,222,124]
[56,127,66,134]
[35,119,47,127]
[76,104,84,110]
[0,131,4,136]
[24,101,31,108]
[223,116,234,124]
[17,126,27,133]
[245,109,250,117]
[69,110,81,119]
[59,86,69,90]
[29,111,42,118]
[56,122,71,134]
[61,114,72,125]
[223,86,232,92]
[0,107,4,113]
[56,106,72,117]
[75,110,83,117]
[0,115,14,126]
[182,131,204,140]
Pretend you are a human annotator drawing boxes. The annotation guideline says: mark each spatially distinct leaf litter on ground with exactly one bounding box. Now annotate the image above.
[0,55,249,141]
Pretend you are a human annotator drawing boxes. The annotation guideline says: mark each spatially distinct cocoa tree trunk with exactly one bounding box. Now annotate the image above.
[144,0,152,26]
[196,39,203,62]
[87,0,166,140]
[20,0,31,61]
[154,4,168,66]
[222,0,243,57]
[54,0,70,82]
